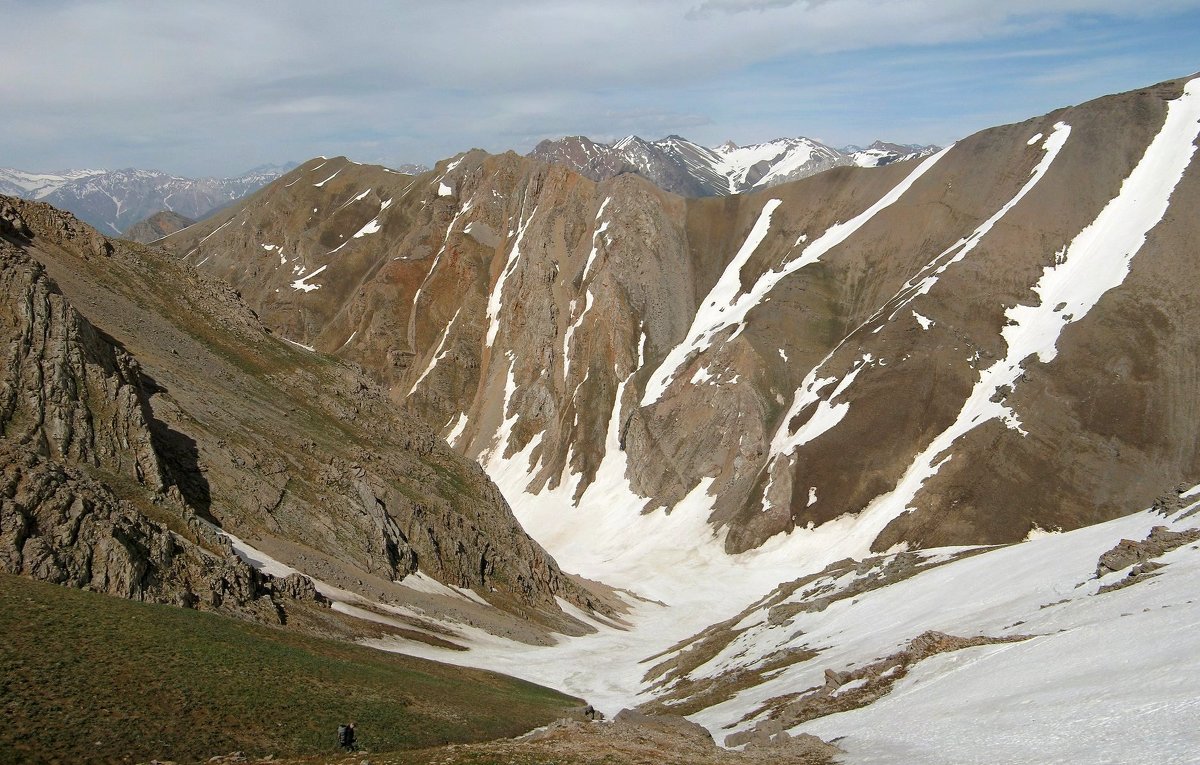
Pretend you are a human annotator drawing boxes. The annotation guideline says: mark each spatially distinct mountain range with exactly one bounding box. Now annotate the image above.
[4,72,1199,763]
[0,163,295,236]
[527,134,938,196]
[169,78,1199,560]
[0,135,926,241]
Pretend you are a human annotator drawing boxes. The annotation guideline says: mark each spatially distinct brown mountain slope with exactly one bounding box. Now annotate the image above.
[0,195,603,636]
[124,209,196,242]
[162,75,1200,566]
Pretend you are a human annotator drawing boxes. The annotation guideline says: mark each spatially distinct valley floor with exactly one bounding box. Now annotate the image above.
[296,486,1200,764]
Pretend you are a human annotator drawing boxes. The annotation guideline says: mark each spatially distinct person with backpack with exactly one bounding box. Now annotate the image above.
[337,721,357,751]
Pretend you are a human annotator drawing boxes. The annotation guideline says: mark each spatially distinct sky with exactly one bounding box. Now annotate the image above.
[2,0,1198,177]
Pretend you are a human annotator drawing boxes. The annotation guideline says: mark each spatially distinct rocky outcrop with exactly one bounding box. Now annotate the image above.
[472,713,841,764]
[0,212,332,621]
[639,550,972,716]
[727,630,1032,743]
[612,708,713,742]
[0,239,162,489]
[0,199,32,239]
[1095,524,1200,578]
[0,444,313,622]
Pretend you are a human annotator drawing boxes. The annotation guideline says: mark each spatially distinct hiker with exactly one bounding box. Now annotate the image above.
[337,721,357,751]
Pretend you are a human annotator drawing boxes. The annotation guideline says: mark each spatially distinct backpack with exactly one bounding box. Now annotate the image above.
[337,724,349,747]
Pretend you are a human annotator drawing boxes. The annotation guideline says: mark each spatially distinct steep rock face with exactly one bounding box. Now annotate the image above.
[0,194,598,632]
[0,226,300,620]
[0,240,162,488]
[163,76,1200,567]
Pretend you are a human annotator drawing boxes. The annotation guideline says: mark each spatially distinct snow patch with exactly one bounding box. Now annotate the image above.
[445,412,469,448]
[581,197,613,284]
[291,264,328,292]
[562,290,594,383]
[771,354,873,456]
[281,337,316,352]
[313,169,341,187]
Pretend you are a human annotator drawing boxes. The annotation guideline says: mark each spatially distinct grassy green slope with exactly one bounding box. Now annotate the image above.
[0,574,579,764]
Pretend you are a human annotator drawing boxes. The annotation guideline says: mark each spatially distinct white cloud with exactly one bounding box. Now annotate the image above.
[0,1,1196,175]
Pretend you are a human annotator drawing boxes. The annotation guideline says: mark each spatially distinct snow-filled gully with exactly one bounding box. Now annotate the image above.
[485,193,537,347]
[642,145,950,407]
[832,79,1200,547]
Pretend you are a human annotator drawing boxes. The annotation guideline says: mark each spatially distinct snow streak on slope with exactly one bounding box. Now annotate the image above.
[843,79,1200,548]
[640,198,782,405]
[878,123,1071,325]
[409,309,461,395]
[769,125,1066,468]
[328,198,394,255]
[770,353,873,454]
[411,200,475,312]
[562,290,594,383]
[581,197,612,284]
[332,187,373,215]
[643,145,950,407]
[485,197,537,347]
[313,169,341,187]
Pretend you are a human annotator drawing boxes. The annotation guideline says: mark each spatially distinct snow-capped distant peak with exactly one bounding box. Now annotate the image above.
[526,132,940,197]
[848,141,941,168]
[0,167,107,199]
[613,135,647,151]
[0,164,295,235]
